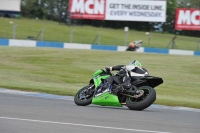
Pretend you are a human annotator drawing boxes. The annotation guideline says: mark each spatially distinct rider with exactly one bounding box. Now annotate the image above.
[104,60,148,94]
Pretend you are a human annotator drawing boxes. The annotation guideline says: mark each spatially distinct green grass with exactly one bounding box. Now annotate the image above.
[0,17,200,51]
[0,46,200,109]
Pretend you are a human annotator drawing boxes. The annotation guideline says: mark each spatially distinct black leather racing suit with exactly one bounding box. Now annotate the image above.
[106,65,148,94]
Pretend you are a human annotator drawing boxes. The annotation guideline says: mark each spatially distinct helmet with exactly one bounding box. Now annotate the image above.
[129,60,142,68]
[129,43,135,48]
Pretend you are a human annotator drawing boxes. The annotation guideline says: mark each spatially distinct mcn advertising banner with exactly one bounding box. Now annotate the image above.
[68,0,167,22]
[175,8,200,30]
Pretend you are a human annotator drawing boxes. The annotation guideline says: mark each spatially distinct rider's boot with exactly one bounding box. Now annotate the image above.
[112,76,132,94]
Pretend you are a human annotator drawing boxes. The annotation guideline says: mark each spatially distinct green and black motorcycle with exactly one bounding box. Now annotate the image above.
[74,69,163,111]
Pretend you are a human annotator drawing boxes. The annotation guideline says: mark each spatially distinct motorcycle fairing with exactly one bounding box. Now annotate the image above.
[91,70,110,89]
[131,76,163,88]
[92,91,122,107]
[92,69,104,77]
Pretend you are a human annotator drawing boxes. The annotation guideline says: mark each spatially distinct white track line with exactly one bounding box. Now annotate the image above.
[0,117,172,133]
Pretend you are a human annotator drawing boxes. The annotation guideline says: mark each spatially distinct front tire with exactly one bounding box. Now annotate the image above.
[74,85,94,106]
[126,86,156,111]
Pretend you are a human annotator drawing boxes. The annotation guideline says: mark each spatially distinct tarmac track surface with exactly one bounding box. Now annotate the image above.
[0,89,200,133]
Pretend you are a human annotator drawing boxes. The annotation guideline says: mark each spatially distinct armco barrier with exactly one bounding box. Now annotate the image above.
[0,38,199,56]
[144,48,169,54]
[64,43,91,49]
[0,38,9,46]
[9,39,36,47]
[91,44,118,51]
[194,51,200,56]
[37,41,64,48]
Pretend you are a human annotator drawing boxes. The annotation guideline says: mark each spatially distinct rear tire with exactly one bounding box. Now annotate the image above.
[74,85,94,106]
[126,86,156,111]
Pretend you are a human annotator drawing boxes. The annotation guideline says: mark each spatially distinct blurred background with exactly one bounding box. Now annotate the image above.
[0,0,200,51]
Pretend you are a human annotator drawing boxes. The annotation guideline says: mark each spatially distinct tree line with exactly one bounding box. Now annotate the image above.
[21,0,69,20]
[21,0,200,37]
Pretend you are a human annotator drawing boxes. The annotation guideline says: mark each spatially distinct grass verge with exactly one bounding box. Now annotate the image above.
[0,17,200,51]
[0,46,200,108]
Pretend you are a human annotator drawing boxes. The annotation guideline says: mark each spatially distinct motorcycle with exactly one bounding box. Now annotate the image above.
[74,68,163,111]
[126,40,142,51]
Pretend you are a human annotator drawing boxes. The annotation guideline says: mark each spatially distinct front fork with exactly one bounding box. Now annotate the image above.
[87,84,95,94]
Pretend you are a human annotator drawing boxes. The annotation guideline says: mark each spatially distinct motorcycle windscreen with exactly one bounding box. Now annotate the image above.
[92,92,122,107]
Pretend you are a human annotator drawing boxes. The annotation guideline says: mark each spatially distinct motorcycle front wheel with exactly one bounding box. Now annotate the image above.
[126,86,156,111]
[74,84,94,106]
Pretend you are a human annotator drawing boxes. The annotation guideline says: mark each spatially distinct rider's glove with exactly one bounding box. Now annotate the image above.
[105,67,111,73]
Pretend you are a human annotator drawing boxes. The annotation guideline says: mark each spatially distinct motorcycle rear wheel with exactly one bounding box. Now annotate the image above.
[74,84,94,106]
[126,86,156,111]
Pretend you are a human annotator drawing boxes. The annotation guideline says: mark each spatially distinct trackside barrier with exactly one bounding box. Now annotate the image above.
[0,38,199,56]
[91,44,118,51]
[10,39,36,47]
[0,39,9,46]
[37,41,63,48]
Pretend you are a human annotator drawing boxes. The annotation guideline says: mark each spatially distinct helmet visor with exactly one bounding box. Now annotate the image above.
[130,60,142,68]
